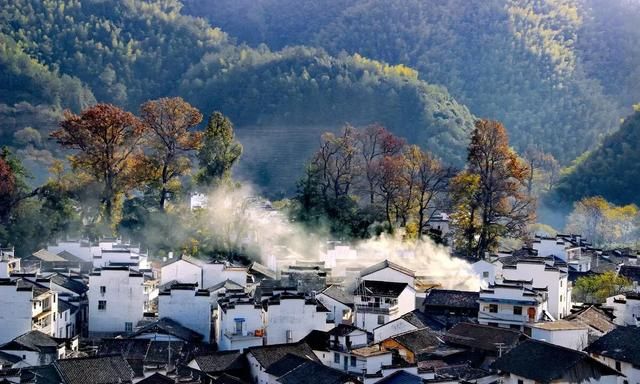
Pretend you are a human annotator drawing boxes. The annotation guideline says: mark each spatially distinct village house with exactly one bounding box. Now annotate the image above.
[380,327,442,365]
[88,266,144,337]
[263,291,332,345]
[316,285,354,325]
[353,280,416,332]
[187,350,246,379]
[161,255,248,289]
[478,280,548,331]
[0,248,19,278]
[373,310,431,343]
[529,320,589,350]
[158,283,212,342]
[500,257,572,319]
[606,292,640,326]
[128,317,204,343]
[585,326,640,384]
[0,278,58,343]
[216,293,264,351]
[421,288,479,330]
[493,339,621,384]
[564,305,617,343]
[245,341,318,384]
[0,330,66,367]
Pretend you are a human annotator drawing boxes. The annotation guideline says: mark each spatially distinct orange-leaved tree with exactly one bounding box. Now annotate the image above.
[52,104,146,224]
[140,97,203,210]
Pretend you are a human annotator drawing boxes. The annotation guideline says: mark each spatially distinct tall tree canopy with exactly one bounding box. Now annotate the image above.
[51,104,146,224]
[140,97,203,210]
[196,112,242,187]
[452,119,535,258]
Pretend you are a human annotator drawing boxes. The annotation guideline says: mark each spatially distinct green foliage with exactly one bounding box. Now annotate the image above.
[197,112,243,187]
[0,0,475,194]
[573,271,631,304]
[552,112,640,208]
[184,0,635,163]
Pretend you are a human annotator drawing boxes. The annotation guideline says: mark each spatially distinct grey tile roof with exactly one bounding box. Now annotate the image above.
[423,289,479,309]
[264,353,309,377]
[375,370,423,384]
[191,351,245,374]
[390,328,442,353]
[247,342,318,370]
[565,305,616,334]
[31,249,66,262]
[492,339,620,383]
[54,355,135,384]
[619,265,640,282]
[360,260,415,278]
[320,285,354,306]
[130,317,204,342]
[48,273,88,294]
[444,323,525,352]
[0,331,61,353]
[276,360,360,384]
[585,326,640,365]
[137,373,174,384]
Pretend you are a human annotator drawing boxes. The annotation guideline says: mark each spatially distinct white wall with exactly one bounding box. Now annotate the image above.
[161,260,201,286]
[216,303,264,351]
[158,289,211,342]
[0,285,32,343]
[592,355,640,384]
[315,293,351,325]
[502,262,569,318]
[265,298,330,345]
[531,327,588,350]
[47,242,92,262]
[88,269,144,335]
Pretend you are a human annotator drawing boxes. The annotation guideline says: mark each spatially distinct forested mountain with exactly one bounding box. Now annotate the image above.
[184,0,640,163]
[552,111,640,207]
[0,0,474,192]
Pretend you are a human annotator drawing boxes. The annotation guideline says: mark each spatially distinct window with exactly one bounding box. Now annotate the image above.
[98,300,107,310]
[489,304,498,313]
[560,280,563,287]
[513,306,522,315]
[334,353,340,364]
[53,313,56,321]
[53,295,56,303]
[483,271,489,278]
[510,324,520,330]
[234,319,244,335]
[616,361,622,371]
[377,315,385,325]
[350,356,356,367]
[517,380,524,384]
[100,286,106,295]
[488,322,499,327]
[560,295,563,302]
[125,322,133,332]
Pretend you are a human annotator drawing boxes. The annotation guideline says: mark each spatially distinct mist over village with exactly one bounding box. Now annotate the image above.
[2,1,640,383]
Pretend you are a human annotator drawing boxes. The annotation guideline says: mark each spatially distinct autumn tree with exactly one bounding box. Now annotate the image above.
[377,154,405,228]
[356,124,404,204]
[52,104,146,223]
[524,147,560,196]
[196,112,243,187]
[566,196,640,247]
[453,120,535,258]
[140,97,203,210]
[0,149,19,227]
[404,145,451,234]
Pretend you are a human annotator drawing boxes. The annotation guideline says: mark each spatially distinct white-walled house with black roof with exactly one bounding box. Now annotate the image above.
[88,266,144,337]
[353,280,416,332]
[586,326,640,384]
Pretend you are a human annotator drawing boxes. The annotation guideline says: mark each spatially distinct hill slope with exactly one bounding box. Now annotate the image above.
[552,111,640,207]
[0,0,475,192]
[183,0,638,163]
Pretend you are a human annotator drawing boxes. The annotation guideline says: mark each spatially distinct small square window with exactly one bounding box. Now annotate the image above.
[377,315,385,325]
[616,361,622,371]
[98,300,107,310]
[489,304,498,313]
[100,286,106,295]
[483,271,489,278]
[350,355,356,367]
[334,352,340,364]
[513,306,522,315]
[125,322,133,332]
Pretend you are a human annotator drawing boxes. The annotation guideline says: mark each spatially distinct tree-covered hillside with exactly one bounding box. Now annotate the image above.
[552,111,640,207]
[183,0,638,163]
[0,0,475,192]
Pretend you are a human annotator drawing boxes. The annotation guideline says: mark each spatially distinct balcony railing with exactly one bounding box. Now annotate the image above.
[478,311,534,323]
[355,304,398,315]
